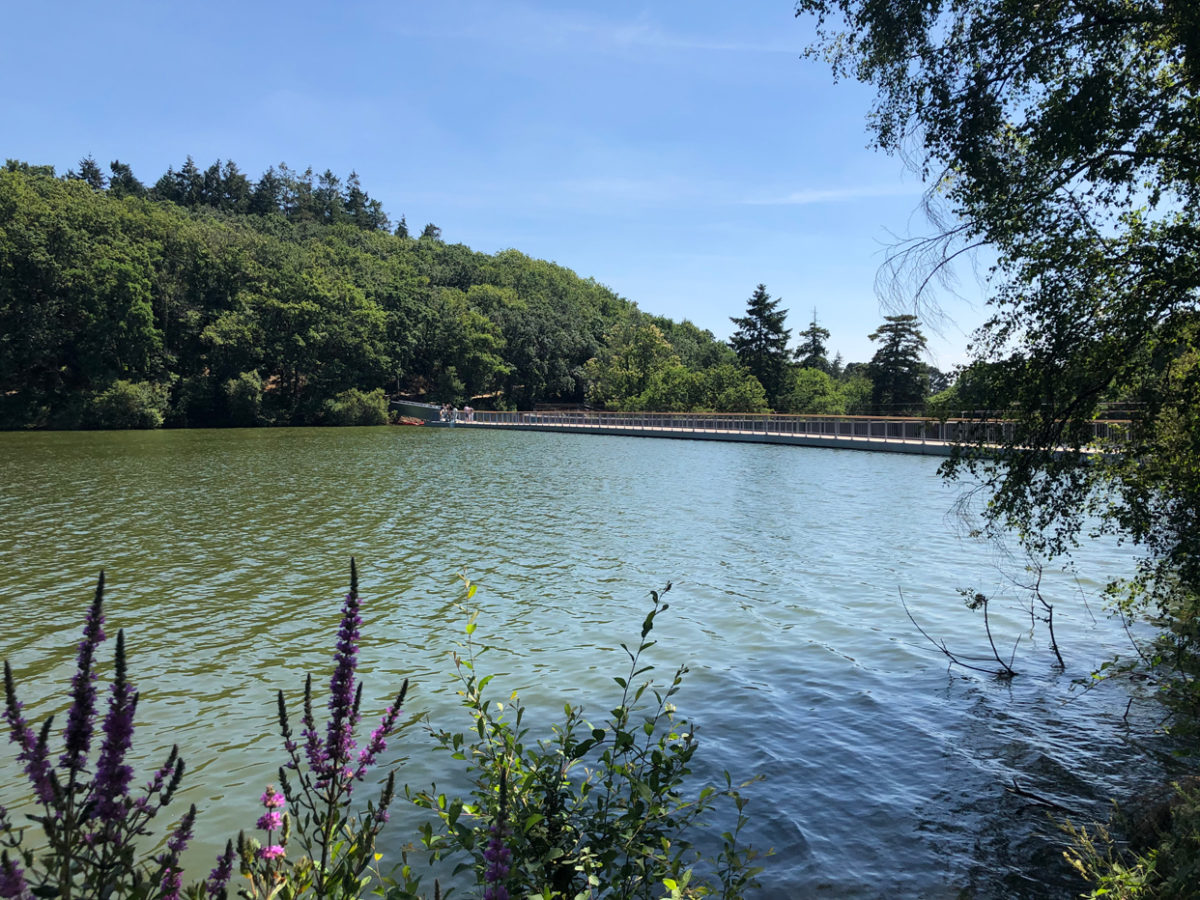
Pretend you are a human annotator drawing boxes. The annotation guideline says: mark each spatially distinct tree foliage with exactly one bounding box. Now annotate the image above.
[583,314,768,413]
[729,284,792,406]
[0,160,717,425]
[796,0,1200,719]
[867,315,928,414]
[795,310,831,372]
[778,367,846,415]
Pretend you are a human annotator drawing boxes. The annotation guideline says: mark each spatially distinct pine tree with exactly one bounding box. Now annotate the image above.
[107,160,145,198]
[795,308,831,371]
[728,284,791,406]
[219,160,251,213]
[315,169,343,225]
[249,166,282,216]
[344,172,370,228]
[174,156,204,207]
[69,155,107,191]
[866,315,927,414]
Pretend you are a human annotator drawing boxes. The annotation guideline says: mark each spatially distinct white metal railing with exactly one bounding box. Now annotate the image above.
[457,410,1124,446]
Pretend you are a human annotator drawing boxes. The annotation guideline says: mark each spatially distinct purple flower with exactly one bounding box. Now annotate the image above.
[153,805,196,900]
[324,587,363,778]
[0,851,32,900]
[158,867,182,900]
[60,575,107,778]
[300,674,329,778]
[260,785,285,809]
[206,840,235,898]
[2,663,55,806]
[256,811,282,832]
[92,630,138,824]
[354,681,408,781]
[140,744,179,800]
[165,804,196,857]
[483,822,512,900]
[258,845,286,861]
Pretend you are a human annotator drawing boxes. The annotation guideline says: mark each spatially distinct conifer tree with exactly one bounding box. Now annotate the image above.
[795,308,831,372]
[107,160,145,199]
[729,284,791,406]
[69,155,107,191]
[866,315,927,414]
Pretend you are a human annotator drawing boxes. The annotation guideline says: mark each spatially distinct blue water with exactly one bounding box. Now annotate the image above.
[0,427,1174,897]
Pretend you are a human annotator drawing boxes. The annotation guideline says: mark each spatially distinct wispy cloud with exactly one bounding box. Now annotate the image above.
[744,183,923,205]
[551,14,801,55]
[377,3,801,56]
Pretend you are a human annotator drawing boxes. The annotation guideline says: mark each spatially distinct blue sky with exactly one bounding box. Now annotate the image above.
[2,0,988,366]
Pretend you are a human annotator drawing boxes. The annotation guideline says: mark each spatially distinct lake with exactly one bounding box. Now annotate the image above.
[0,426,1174,897]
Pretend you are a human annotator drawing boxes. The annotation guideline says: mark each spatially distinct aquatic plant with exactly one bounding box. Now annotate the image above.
[1,566,761,900]
[410,576,765,899]
[1,572,197,900]
[245,558,408,899]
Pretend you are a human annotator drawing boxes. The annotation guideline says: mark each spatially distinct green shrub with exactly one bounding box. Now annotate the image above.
[85,380,169,429]
[408,578,765,900]
[224,370,265,427]
[321,387,389,426]
[2,568,763,899]
[1065,780,1200,899]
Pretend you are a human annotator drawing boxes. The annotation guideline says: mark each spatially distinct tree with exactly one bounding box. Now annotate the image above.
[795,309,831,372]
[174,156,204,206]
[315,169,343,225]
[796,0,1200,720]
[218,160,251,213]
[729,284,791,406]
[107,160,145,199]
[68,155,107,191]
[583,319,679,408]
[344,171,370,228]
[249,166,283,216]
[867,315,927,414]
[779,366,846,415]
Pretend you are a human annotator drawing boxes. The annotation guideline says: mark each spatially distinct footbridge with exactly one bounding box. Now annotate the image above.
[427,409,1125,457]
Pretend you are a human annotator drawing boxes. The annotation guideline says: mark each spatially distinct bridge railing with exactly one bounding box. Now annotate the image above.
[463,410,1126,445]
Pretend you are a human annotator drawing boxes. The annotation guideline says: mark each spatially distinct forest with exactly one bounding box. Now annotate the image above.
[0,157,944,430]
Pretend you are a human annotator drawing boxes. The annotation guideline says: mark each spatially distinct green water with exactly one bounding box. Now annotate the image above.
[0,427,1169,897]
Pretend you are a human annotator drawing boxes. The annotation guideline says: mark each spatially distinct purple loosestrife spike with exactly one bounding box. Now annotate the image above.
[258,845,285,861]
[354,680,408,779]
[156,803,196,900]
[301,674,327,777]
[132,744,178,817]
[483,772,511,900]
[206,839,235,900]
[324,583,362,775]
[161,755,185,805]
[92,629,138,824]
[276,690,293,747]
[371,771,395,826]
[166,803,196,856]
[0,851,32,900]
[61,572,107,778]
[482,825,512,900]
[158,867,183,900]
[3,662,55,806]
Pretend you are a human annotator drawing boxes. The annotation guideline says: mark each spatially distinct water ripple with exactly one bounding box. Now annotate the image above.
[0,427,1171,897]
